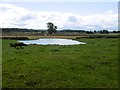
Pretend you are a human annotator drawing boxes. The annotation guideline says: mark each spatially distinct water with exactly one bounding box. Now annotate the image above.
[18,38,86,45]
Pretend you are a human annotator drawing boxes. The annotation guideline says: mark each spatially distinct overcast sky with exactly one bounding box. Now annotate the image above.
[0,1,118,30]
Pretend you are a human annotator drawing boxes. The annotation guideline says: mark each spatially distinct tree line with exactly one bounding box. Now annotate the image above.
[1,22,119,34]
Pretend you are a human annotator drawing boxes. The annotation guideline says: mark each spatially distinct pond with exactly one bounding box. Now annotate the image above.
[18,38,86,45]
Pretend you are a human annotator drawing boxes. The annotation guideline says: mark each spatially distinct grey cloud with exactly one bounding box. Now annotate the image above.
[11,22,27,27]
[68,16,78,22]
[19,14,36,21]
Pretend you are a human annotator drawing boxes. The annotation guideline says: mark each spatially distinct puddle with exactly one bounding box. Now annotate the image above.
[18,38,86,45]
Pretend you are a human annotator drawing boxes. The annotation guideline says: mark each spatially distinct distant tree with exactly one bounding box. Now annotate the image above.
[86,31,93,34]
[112,30,117,33]
[99,30,109,34]
[103,30,109,34]
[47,22,57,35]
[94,30,97,33]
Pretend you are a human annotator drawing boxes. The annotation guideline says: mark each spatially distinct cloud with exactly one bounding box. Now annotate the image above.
[68,16,78,23]
[0,3,118,30]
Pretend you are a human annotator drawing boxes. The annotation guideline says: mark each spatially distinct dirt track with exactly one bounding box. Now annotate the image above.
[1,33,119,39]
[0,35,82,39]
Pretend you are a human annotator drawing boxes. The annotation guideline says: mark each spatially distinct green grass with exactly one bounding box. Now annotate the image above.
[2,38,118,88]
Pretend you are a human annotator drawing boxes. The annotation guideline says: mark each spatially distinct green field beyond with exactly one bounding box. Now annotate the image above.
[2,38,118,88]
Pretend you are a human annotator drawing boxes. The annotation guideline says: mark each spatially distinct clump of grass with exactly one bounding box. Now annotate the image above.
[51,49,59,52]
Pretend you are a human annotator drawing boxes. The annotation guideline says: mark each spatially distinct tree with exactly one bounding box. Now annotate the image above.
[86,31,93,34]
[102,30,109,34]
[99,30,109,34]
[94,30,97,33]
[47,22,57,35]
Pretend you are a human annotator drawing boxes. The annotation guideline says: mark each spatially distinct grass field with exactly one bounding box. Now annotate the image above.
[2,38,118,88]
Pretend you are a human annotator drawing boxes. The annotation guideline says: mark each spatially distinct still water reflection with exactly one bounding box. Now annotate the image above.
[18,38,86,45]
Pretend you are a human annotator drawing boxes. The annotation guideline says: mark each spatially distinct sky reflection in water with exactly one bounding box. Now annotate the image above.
[18,38,86,45]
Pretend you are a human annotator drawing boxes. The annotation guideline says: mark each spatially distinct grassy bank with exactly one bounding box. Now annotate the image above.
[2,38,118,88]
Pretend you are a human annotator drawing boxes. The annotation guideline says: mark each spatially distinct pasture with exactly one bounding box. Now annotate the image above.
[2,38,118,88]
